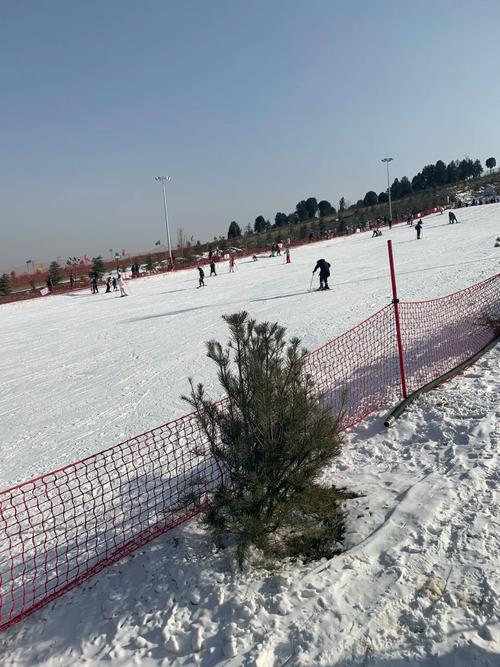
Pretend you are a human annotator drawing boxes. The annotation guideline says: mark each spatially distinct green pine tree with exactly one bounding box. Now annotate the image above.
[91,256,105,277]
[183,312,345,567]
[48,261,62,284]
[0,273,12,295]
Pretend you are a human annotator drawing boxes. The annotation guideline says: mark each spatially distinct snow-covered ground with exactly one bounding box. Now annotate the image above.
[1,204,499,488]
[1,348,498,666]
[0,203,499,666]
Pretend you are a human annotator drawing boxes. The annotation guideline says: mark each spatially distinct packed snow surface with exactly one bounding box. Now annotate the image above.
[1,348,498,665]
[1,204,498,488]
[0,203,499,665]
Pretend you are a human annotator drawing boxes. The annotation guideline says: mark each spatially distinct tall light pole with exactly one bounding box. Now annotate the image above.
[381,157,394,222]
[155,175,173,270]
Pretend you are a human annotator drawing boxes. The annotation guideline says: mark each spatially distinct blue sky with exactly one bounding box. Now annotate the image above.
[1,0,499,270]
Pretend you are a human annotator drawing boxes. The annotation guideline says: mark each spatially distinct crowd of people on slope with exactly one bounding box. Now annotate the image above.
[89,269,127,297]
[58,200,473,302]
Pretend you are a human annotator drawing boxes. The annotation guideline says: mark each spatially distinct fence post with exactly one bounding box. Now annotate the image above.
[387,240,408,399]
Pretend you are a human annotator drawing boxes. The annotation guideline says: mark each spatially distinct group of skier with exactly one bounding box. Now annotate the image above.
[90,271,127,296]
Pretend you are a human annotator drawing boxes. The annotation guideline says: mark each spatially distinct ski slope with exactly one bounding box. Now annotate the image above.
[0,204,499,488]
[0,204,499,665]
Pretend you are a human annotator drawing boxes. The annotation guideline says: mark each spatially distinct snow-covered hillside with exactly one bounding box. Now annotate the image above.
[1,346,498,666]
[1,204,498,488]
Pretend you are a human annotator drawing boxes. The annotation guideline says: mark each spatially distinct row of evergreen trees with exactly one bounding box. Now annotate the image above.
[227,155,496,238]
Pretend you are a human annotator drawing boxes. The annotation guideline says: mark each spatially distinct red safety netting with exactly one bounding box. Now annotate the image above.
[0,274,498,632]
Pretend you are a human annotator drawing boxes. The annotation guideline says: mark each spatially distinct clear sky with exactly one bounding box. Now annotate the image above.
[1,0,499,271]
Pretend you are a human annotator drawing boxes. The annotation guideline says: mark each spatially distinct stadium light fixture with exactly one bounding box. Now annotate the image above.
[381,157,394,222]
[155,176,174,270]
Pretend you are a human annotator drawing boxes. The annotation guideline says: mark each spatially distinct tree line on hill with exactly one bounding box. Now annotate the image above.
[227,155,497,239]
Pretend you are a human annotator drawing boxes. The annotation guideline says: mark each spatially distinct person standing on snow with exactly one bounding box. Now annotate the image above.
[415,220,422,240]
[209,260,217,277]
[198,266,205,287]
[117,274,127,297]
[313,259,331,290]
[229,255,235,273]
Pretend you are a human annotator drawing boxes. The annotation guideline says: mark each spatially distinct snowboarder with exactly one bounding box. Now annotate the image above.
[415,220,422,240]
[313,259,331,290]
[197,266,205,287]
[209,260,217,277]
[448,211,458,224]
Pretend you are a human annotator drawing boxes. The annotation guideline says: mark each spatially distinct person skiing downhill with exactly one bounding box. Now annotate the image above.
[313,259,331,290]
[197,266,205,287]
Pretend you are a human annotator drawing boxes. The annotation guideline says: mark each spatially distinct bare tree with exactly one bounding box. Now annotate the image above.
[176,228,187,257]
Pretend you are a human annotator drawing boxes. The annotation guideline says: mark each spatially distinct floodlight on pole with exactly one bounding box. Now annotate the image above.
[155,175,174,270]
[381,157,394,222]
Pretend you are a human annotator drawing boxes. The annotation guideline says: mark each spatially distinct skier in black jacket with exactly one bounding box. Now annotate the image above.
[415,220,422,240]
[197,266,205,287]
[313,259,331,290]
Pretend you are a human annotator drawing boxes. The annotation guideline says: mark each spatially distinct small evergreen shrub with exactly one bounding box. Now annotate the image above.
[183,312,346,566]
[0,273,12,295]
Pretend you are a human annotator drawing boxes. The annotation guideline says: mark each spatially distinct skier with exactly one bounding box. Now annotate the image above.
[91,274,99,294]
[112,276,117,291]
[229,255,235,273]
[117,275,127,297]
[209,260,217,277]
[312,259,331,290]
[415,220,422,240]
[285,247,291,264]
[105,276,112,293]
[197,266,205,287]
[46,277,53,293]
[388,218,392,230]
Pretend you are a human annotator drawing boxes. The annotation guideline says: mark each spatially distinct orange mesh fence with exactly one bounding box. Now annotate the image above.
[1,274,498,632]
